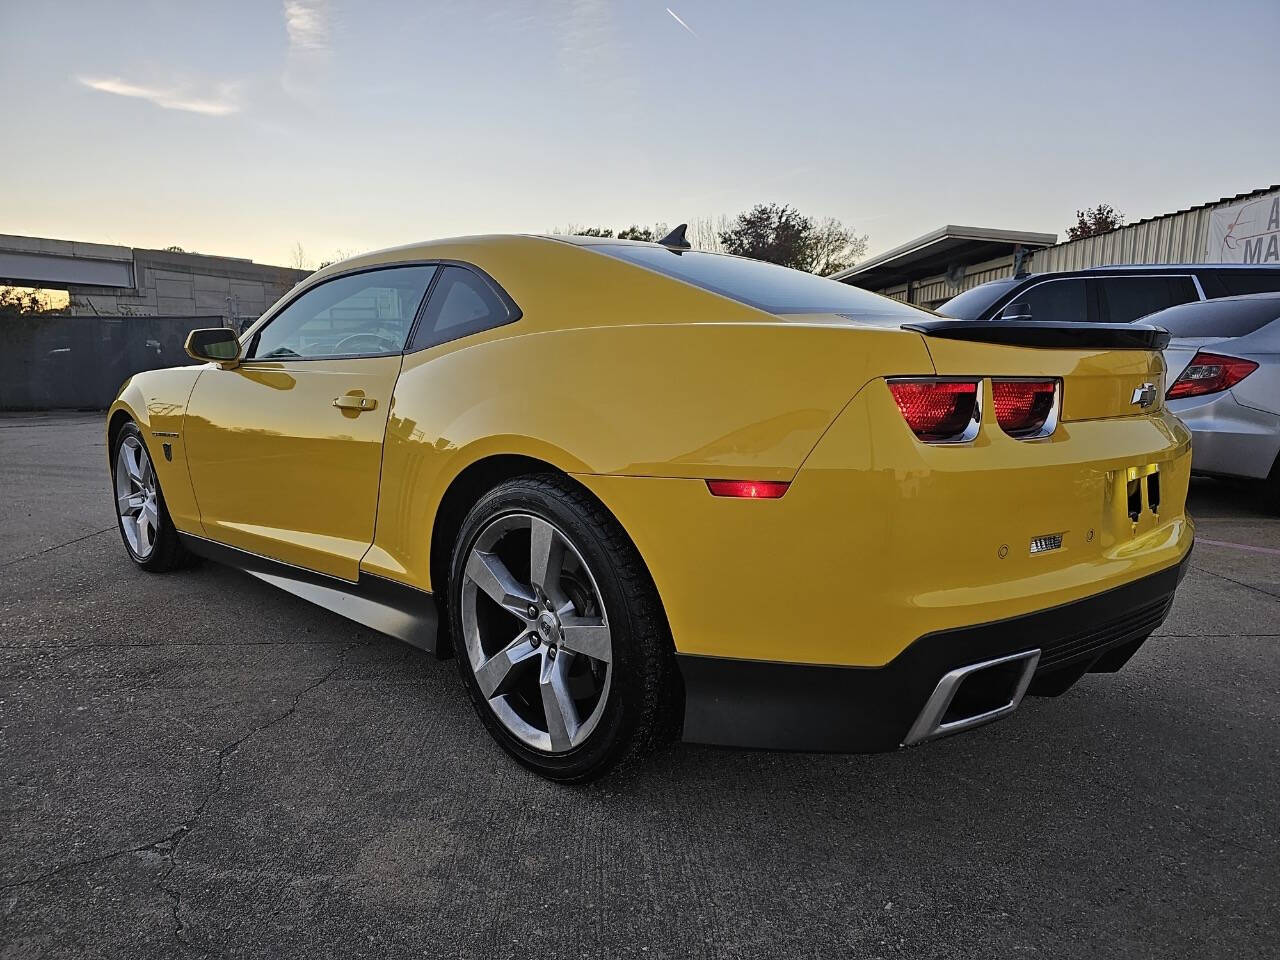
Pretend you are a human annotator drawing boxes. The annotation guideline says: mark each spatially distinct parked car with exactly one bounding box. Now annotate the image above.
[107,232,1194,782]
[1145,293,1280,500]
[939,264,1280,325]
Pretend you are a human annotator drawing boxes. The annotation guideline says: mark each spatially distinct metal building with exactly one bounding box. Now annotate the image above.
[835,185,1280,309]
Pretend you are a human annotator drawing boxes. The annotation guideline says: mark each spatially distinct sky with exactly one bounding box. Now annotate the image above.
[1,0,1277,269]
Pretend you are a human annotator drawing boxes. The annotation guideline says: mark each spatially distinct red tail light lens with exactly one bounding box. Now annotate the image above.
[1166,351,1258,400]
[887,379,980,443]
[992,379,1059,438]
[706,479,790,499]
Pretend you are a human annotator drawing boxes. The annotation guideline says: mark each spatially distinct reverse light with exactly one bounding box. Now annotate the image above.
[887,379,980,443]
[992,378,1059,439]
[706,479,790,499]
[1166,351,1258,400]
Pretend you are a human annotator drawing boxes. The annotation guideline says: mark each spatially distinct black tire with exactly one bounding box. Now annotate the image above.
[110,421,189,572]
[448,474,680,783]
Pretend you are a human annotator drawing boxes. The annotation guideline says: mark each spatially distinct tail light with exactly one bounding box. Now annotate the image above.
[1166,351,1258,400]
[706,479,790,499]
[887,379,980,443]
[991,378,1059,439]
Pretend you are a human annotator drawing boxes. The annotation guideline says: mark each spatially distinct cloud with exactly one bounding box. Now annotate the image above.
[76,76,239,116]
[284,0,330,56]
[666,7,699,39]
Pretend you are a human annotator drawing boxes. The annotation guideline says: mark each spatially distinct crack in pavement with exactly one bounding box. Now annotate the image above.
[1191,564,1280,602]
[1,638,365,948]
[0,527,115,569]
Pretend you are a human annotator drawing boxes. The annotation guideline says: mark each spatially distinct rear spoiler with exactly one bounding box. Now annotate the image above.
[902,320,1170,351]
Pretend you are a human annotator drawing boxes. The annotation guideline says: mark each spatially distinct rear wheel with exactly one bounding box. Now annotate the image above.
[111,422,188,572]
[449,475,677,782]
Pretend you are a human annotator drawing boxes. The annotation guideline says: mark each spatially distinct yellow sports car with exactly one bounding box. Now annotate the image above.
[107,228,1194,781]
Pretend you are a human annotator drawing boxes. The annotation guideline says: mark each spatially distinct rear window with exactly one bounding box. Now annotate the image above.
[588,244,922,317]
[1150,296,1280,338]
[937,279,1021,319]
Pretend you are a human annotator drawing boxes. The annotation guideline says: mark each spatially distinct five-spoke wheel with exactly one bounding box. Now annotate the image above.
[462,512,613,753]
[110,421,187,571]
[114,432,161,560]
[450,475,677,782]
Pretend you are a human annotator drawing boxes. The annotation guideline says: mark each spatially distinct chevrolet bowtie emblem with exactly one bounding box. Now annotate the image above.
[1131,383,1157,408]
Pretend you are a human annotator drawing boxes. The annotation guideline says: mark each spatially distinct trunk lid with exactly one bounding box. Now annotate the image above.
[907,320,1168,420]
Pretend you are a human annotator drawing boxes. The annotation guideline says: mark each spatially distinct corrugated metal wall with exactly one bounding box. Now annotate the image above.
[1030,205,1218,272]
[870,187,1280,307]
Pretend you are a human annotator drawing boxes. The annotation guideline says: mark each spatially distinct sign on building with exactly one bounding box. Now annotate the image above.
[1206,190,1280,263]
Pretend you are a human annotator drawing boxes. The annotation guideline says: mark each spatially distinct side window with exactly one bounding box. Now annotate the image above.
[249,265,436,360]
[1097,276,1198,324]
[1213,271,1280,296]
[408,266,514,351]
[1001,279,1088,324]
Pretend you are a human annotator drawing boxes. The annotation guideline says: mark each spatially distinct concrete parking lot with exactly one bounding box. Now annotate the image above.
[2,412,1277,959]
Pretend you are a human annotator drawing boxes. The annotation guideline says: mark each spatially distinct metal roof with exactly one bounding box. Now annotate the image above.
[1039,184,1280,252]
[831,225,1057,289]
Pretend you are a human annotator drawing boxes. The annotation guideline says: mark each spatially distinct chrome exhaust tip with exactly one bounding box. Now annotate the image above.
[902,649,1041,747]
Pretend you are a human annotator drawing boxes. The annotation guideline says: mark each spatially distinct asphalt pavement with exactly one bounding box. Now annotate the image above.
[2,412,1277,959]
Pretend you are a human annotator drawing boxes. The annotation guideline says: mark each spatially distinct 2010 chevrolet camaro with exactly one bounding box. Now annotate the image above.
[107,231,1194,782]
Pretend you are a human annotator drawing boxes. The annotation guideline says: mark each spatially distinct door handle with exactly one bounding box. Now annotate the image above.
[333,395,377,411]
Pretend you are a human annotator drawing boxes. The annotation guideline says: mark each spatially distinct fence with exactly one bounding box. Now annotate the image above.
[0,315,223,410]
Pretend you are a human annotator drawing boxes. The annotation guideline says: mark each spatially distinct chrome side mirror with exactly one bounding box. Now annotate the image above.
[185,327,242,369]
[1001,301,1033,321]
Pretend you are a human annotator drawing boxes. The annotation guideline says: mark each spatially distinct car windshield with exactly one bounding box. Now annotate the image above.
[937,279,1022,319]
[1148,296,1280,338]
[587,244,923,317]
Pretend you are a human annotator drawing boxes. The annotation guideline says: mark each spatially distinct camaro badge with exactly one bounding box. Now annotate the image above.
[1131,383,1157,408]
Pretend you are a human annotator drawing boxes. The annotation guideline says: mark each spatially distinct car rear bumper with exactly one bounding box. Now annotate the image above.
[1168,391,1280,480]
[678,548,1191,752]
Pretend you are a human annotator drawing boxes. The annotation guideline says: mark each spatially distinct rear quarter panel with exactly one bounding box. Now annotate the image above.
[365,321,934,589]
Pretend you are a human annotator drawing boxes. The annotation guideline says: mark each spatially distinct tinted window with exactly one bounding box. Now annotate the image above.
[1212,271,1280,297]
[249,266,435,359]
[1150,297,1280,338]
[409,266,513,351]
[1000,279,1088,324]
[589,245,922,317]
[937,279,1021,319]
[1097,276,1198,323]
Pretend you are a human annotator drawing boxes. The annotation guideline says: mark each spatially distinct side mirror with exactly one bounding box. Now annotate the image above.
[1001,301,1033,321]
[185,328,242,368]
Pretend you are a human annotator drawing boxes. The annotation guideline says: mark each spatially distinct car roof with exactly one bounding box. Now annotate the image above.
[1014,263,1280,280]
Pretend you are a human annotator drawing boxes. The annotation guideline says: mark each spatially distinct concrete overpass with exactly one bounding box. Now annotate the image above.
[0,233,309,325]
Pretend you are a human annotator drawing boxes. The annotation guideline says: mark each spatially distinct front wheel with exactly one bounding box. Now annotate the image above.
[449,475,678,782]
[111,422,188,572]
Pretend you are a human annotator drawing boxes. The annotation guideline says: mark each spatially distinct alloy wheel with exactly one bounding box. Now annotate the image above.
[461,512,613,753]
[114,435,160,560]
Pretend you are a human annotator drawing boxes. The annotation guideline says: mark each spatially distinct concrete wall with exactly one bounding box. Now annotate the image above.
[69,248,309,325]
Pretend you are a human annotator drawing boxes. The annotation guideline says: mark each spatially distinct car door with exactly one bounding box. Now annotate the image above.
[183,264,437,580]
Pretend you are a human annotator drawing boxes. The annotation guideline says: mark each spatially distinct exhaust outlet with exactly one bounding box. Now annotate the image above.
[902,649,1041,746]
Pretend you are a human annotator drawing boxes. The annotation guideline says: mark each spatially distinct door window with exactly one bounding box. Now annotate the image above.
[248,265,436,359]
[1096,276,1198,323]
[408,266,515,351]
[999,279,1088,324]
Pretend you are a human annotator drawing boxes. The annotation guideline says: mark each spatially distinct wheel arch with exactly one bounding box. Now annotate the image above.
[426,452,666,659]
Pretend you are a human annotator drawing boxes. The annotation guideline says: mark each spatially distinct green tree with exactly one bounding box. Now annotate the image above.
[0,287,65,318]
[1067,204,1125,241]
[719,204,867,275]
